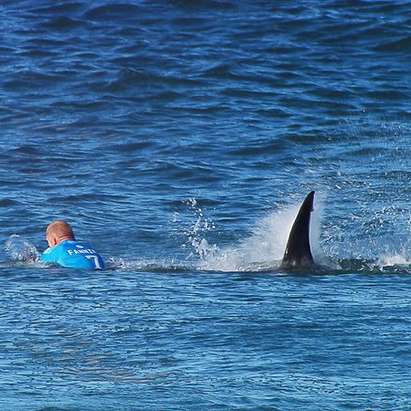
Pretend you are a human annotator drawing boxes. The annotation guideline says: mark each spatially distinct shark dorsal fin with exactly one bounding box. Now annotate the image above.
[281,191,315,270]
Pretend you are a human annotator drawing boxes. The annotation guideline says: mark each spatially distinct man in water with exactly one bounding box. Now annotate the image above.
[41,220,104,270]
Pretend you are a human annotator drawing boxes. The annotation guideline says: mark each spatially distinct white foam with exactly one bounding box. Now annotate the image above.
[5,234,40,263]
[377,253,411,267]
[191,195,324,272]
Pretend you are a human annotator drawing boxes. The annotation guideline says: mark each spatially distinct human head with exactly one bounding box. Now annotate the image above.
[46,220,75,247]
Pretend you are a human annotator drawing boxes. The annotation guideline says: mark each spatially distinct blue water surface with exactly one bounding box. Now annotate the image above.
[1,0,411,409]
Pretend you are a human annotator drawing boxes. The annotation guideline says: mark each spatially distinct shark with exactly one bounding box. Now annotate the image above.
[280,191,316,270]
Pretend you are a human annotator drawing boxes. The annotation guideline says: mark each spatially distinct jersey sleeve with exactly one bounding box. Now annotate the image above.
[41,246,59,264]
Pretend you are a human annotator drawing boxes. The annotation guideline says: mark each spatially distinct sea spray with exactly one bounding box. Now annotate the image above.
[183,198,217,260]
[5,234,40,263]
[190,195,325,272]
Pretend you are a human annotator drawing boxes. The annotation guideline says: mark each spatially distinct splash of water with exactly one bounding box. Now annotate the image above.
[71,193,411,274]
[5,234,40,263]
[377,253,411,267]
[186,195,325,272]
[182,198,217,260]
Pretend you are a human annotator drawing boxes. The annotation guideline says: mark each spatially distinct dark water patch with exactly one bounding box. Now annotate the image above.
[279,94,358,113]
[263,44,308,56]
[365,90,409,101]
[48,193,130,204]
[221,87,278,99]
[17,48,57,58]
[169,0,237,11]
[92,68,205,93]
[50,100,108,111]
[19,167,49,175]
[0,46,17,54]
[110,53,157,68]
[355,24,401,43]
[21,37,68,48]
[168,104,229,115]
[108,141,154,153]
[84,3,142,21]
[37,407,81,411]
[307,86,352,100]
[70,51,100,60]
[229,26,277,43]
[316,101,359,113]
[352,1,411,18]
[283,132,338,145]
[28,2,85,15]
[0,179,27,187]
[153,90,184,103]
[40,16,86,31]
[203,63,240,80]
[171,16,212,28]
[107,26,146,39]
[228,140,287,157]
[255,108,292,119]
[0,199,20,207]
[154,162,225,184]
[374,36,411,52]
[8,144,42,155]
[3,71,65,92]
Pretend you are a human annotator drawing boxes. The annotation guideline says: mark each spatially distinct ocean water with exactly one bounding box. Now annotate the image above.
[1,0,411,409]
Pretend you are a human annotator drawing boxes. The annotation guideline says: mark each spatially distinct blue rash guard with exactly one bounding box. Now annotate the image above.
[41,240,105,270]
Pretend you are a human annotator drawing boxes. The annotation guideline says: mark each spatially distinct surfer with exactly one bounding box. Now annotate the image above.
[41,220,104,270]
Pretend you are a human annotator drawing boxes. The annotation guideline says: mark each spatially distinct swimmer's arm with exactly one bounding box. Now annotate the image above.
[40,247,57,263]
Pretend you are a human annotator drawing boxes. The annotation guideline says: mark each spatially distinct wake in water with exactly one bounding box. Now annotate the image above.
[3,194,411,274]
[181,194,411,275]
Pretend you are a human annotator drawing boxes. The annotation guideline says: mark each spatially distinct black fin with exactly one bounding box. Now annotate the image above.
[281,191,315,270]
